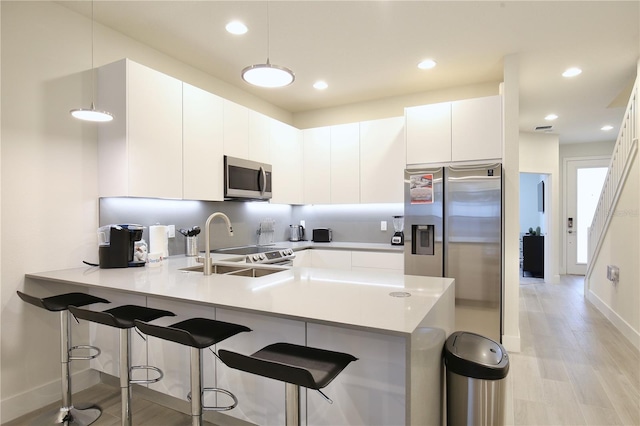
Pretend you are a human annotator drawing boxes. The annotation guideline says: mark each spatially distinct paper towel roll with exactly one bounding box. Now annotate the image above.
[149,225,169,258]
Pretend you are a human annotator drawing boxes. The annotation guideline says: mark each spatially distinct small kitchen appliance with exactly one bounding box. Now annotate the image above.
[289,225,305,242]
[224,156,272,200]
[391,216,404,246]
[98,224,145,268]
[312,228,332,243]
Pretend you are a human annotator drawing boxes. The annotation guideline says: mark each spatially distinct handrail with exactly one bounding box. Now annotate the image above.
[586,80,638,279]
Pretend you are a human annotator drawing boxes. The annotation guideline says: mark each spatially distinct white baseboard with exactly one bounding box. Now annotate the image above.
[587,289,640,352]
[1,369,101,424]
[502,332,521,353]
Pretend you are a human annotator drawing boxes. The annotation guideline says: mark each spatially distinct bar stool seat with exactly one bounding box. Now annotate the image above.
[219,343,357,426]
[135,317,251,426]
[17,291,110,426]
[69,304,175,426]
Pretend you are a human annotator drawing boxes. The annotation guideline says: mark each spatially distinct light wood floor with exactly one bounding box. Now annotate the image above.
[5,275,639,425]
[509,274,640,425]
[2,382,218,426]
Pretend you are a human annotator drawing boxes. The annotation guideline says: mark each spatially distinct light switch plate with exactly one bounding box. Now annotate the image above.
[381,221,387,231]
[167,224,175,238]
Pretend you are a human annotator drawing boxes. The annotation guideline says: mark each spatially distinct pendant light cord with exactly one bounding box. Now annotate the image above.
[266,2,270,64]
[91,0,96,108]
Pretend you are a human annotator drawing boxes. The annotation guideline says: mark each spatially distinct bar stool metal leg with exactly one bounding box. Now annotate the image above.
[285,383,300,426]
[190,347,203,426]
[32,310,101,426]
[119,328,132,426]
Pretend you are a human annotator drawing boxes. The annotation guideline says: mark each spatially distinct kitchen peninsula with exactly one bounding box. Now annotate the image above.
[26,251,454,425]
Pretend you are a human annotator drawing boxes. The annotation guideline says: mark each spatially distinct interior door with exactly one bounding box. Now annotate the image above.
[565,158,609,275]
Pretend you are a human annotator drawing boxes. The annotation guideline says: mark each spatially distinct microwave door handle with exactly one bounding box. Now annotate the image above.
[259,166,266,196]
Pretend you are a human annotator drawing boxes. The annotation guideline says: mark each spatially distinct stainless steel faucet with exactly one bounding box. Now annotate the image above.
[203,212,233,275]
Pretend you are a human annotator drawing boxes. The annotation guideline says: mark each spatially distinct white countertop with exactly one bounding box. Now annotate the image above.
[26,249,452,336]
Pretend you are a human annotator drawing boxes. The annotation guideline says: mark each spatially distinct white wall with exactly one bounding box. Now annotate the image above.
[502,55,521,352]
[0,2,288,422]
[587,155,640,350]
[520,132,560,284]
[293,82,500,129]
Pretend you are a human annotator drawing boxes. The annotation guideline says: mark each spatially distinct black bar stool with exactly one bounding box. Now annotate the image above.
[16,291,110,426]
[134,317,251,426]
[68,304,175,426]
[219,343,357,426]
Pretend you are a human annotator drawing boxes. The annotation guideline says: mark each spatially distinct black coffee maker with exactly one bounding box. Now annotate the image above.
[98,224,145,268]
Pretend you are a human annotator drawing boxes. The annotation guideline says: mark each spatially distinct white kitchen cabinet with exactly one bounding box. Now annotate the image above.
[310,249,352,270]
[306,323,407,425]
[248,110,271,164]
[330,123,360,204]
[223,100,249,159]
[98,59,183,198]
[405,101,451,165]
[215,309,305,425]
[302,127,331,204]
[405,95,503,165]
[292,248,311,267]
[87,288,148,379]
[451,95,502,162]
[351,251,403,273]
[359,117,406,203]
[182,83,224,201]
[270,119,303,204]
[145,297,220,400]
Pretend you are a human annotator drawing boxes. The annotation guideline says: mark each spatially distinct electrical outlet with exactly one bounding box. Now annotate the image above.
[167,225,175,238]
[381,221,387,231]
[300,220,305,227]
[607,265,619,285]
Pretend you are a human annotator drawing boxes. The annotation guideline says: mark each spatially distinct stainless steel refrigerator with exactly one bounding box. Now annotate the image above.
[404,163,503,342]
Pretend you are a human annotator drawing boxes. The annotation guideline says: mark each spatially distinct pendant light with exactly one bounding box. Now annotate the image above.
[70,1,113,122]
[241,3,295,88]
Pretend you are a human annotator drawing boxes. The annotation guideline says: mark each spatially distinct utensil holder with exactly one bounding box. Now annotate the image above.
[186,236,198,257]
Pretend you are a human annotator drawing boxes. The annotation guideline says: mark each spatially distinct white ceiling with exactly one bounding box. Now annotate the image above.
[59,1,639,144]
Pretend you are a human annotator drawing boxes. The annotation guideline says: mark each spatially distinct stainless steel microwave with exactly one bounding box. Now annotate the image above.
[224,156,272,200]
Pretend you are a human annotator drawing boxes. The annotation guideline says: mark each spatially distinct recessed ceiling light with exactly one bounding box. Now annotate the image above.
[226,21,248,35]
[418,59,437,70]
[601,125,614,131]
[562,67,582,77]
[313,81,328,90]
[545,114,558,121]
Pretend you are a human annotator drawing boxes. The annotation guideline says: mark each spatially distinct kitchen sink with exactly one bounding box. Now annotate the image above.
[180,263,286,277]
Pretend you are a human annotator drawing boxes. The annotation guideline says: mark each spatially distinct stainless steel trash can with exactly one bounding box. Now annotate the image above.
[444,331,509,426]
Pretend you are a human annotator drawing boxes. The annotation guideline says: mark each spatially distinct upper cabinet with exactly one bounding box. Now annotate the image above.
[360,117,405,204]
[182,83,224,201]
[248,110,271,164]
[223,100,249,159]
[405,95,502,165]
[405,102,451,164]
[451,95,502,162]
[302,118,406,205]
[330,123,360,204]
[302,127,331,204]
[271,120,303,204]
[98,59,183,198]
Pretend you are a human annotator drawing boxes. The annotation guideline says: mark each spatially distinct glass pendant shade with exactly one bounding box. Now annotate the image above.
[70,103,114,122]
[242,61,295,88]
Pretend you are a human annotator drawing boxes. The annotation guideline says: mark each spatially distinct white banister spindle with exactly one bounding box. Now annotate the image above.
[586,81,638,278]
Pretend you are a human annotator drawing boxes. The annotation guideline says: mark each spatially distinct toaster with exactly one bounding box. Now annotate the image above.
[312,228,332,242]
